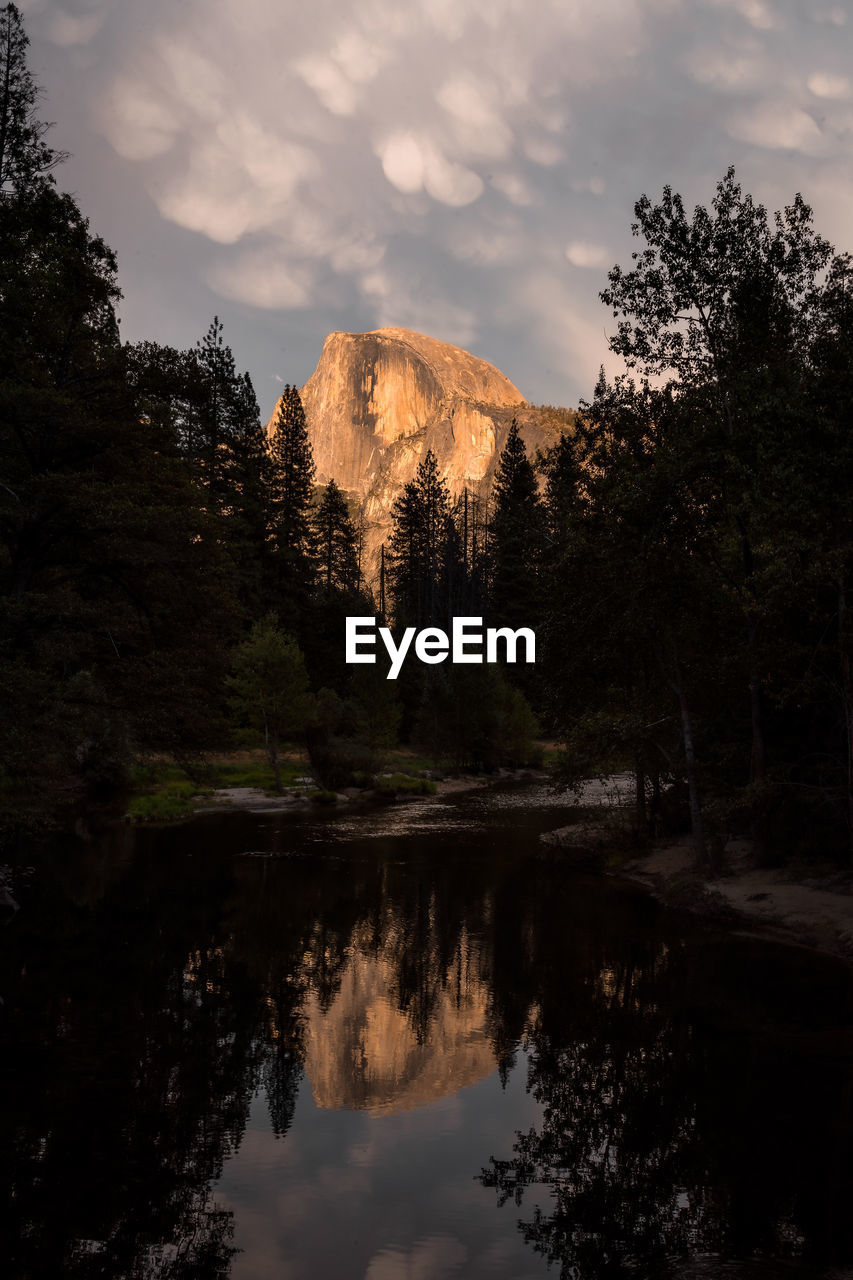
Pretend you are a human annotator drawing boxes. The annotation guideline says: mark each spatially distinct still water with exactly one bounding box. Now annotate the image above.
[2,785,853,1280]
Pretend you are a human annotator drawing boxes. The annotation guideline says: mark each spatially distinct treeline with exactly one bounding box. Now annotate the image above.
[0,4,543,829]
[372,169,853,866]
[538,172,853,866]
[5,1,853,860]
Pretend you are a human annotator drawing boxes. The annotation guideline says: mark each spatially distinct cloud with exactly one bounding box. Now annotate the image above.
[709,0,779,30]
[360,268,479,347]
[808,71,851,99]
[208,254,313,309]
[436,74,513,158]
[490,171,535,205]
[28,0,853,418]
[47,8,105,45]
[812,6,847,25]
[727,101,824,153]
[100,80,178,159]
[565,240,610,269]
[685,44,767,89]
[571,176,606,195]
[376,132,483,206]
[364,1236,467,1280]
[294,54,359,116]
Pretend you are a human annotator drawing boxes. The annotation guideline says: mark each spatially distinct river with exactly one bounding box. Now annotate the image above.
[2,784,852,1279]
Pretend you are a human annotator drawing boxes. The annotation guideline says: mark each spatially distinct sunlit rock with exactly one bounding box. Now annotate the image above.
[301,929,496,1116]
[265,326,571,577]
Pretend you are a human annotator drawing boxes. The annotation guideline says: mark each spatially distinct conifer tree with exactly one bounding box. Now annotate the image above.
[194,315,238,510]
[0,187,236,804]
[0,3,66,193]
[489,417,544,633]
[268,384,316,624]
[311,479,359,597]
[269,385,315,551]
[438,508,467,621]
[226,370,274,614]
[388,449,450,628]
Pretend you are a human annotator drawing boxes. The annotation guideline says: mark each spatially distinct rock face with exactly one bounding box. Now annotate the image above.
[265,326,570,578]
[301,927,495,1116]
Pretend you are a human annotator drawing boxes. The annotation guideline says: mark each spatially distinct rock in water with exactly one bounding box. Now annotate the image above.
[265,326,571,578]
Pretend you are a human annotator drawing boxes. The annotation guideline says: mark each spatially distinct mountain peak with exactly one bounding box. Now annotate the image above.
[266,327,569,577]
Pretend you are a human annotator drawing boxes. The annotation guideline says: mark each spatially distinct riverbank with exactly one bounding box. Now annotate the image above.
[539,774,853,965]
[616,837,853,965]
[189,765,548,816]
[126,747,552,822]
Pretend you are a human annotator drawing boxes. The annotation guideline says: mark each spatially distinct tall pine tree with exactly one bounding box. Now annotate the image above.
[489,417,544,634]
[311,479,359,597]
[268,384,316,626]
[388,448,450,629]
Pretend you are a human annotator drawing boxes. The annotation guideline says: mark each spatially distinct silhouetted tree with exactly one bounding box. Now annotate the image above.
[387,448,450,628]
[268,384,316,625]
[489,417,545,635]
[311,479,359,597]
[0,3,66,193]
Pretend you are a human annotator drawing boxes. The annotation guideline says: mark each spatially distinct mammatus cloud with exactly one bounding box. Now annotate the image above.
[565,241,610,269]
[728,101,824,153]
[25,0,853,410]
[807,71,851,99]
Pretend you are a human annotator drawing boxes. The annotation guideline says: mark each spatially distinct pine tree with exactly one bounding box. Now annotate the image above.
[268,384,316,625]
[387,449,450,628]
[225,370,274,615]
[269,385,315,551]
[311,479,359,597]
[0,185,237,806]
[194,315,239,511]
[0,3,66,193]
[438,508,467,621]
[489,417,545,633]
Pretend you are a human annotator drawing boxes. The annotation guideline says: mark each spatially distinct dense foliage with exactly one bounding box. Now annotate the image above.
[4,4,853,856]
[541,171,853,863]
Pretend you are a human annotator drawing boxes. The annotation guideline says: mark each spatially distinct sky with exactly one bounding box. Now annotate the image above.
[20,0,853,418]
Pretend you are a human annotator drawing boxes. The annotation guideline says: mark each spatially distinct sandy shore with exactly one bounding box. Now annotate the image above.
[615,836,853,964]
[536,773,853,964]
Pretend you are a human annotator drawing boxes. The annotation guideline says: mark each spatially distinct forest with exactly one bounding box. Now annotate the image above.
[3,2,853,868]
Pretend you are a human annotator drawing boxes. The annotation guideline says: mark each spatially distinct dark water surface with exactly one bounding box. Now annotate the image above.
[2,785,853,1280]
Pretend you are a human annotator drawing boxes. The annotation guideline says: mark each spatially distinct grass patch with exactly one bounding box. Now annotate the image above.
[311,789,338,805]
[384,750,444,777]
[130,756,305,802]
[202,761,302,792]
[128,779,212,824]
[375,773,437,797]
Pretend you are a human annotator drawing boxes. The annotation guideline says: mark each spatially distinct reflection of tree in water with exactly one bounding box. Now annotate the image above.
[7,816,852,1279]
[367,848,496,1047]
[481,912,853,1280]
[1,828,267,1279]
[226,840,506,1119]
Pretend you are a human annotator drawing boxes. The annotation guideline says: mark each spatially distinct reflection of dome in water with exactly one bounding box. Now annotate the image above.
[302,937,495,1117]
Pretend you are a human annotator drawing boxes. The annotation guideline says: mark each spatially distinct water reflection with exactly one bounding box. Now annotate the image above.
[1,788,852,1280]
[302,924,494,1115]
